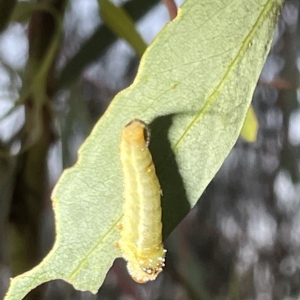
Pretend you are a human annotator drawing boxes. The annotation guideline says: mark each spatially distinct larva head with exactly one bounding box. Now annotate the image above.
[126,247,166,283]
[122,119,150,147]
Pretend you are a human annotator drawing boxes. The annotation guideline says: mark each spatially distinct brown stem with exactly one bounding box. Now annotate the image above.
[162,0,178,20]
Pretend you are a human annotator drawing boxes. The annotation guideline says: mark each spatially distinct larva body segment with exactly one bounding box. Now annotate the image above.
[119,119,166,283]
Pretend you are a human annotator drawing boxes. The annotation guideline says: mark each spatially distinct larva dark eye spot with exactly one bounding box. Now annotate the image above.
[119,119,166,283]
[143,125,151,147]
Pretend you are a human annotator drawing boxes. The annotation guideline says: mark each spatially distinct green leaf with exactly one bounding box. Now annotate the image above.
[99,0,147,56]
[4,0,283,298]
[240,105,259,142]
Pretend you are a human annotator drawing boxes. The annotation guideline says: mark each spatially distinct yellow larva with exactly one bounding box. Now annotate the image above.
[119,119,166,283]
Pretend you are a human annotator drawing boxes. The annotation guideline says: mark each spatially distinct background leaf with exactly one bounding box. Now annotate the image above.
[99,0,147,57]
[240,105,259,142]
[4,0,283,298]
[10,2,57,23]
[58,0,160,88]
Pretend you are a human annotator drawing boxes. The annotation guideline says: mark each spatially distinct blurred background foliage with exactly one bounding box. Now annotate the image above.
[0,0,300,299]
